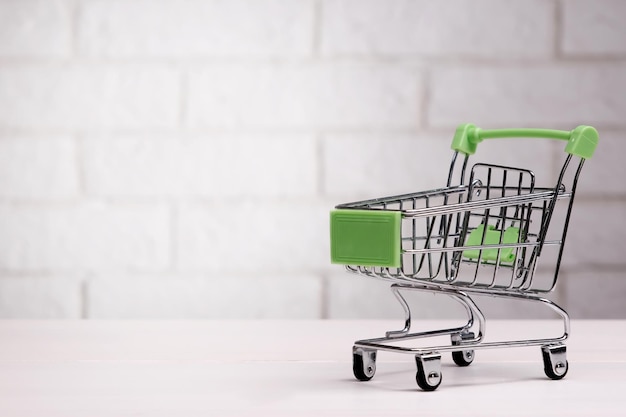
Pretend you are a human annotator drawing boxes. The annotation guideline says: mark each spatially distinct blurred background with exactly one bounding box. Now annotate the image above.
[0,0,624,319]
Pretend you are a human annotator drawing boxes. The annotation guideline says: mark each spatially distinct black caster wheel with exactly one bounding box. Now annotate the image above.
[353,347,376,381]
[451,331,475,367]
[542,345,568,380]
[452,349,474,367]
[415,353,442,391]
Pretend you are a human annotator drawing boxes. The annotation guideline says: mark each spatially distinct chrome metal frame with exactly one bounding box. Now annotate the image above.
[354,283,569,355]
[339,150,585,388]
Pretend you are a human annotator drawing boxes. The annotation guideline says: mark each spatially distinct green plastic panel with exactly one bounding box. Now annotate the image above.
[463,224,520,264]
[330,209,402,268]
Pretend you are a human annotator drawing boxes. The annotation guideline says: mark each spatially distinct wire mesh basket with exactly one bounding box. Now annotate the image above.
[330,124,599,390]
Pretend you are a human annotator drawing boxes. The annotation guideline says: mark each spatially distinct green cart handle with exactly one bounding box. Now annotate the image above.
[451,124,599,159]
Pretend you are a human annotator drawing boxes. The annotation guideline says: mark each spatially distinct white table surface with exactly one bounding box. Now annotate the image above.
[0,319,624,416]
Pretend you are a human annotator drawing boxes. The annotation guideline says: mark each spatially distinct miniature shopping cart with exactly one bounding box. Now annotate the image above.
[330,124,598,391]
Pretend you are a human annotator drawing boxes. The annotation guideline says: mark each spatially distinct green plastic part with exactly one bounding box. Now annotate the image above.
[451,123,482,156]
[451,124,599,159]
[566,125,600,159]
[330,209,402,268]
[462,224,520,264]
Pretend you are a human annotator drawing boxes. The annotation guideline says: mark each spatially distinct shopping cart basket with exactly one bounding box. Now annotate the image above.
[330,124,598,391]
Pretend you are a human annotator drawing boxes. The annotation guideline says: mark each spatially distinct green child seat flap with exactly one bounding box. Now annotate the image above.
[462,224,520,264]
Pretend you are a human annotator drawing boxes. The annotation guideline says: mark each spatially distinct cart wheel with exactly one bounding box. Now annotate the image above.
[541,345,568,380]
[451,331,475,367]
[353,347,376,381]
[415,353,442,391]
[452,349,474,367]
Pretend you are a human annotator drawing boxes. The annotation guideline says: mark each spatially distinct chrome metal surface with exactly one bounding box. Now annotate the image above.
[415,353,442,387]
[542,344,568,377]
[353,347,376,379]
[461,350,473,362]
[385,286,411,338]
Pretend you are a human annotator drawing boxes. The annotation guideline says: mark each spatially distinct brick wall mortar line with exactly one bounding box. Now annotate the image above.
[313,0,322,58]
[554,0,564,59]
[69,0,80,59]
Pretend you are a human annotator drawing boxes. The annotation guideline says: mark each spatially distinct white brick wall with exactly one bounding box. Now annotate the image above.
[0,0,71,58]
[77,0,315,58]
[562,270,626,319]
[87,274,321,319]
[0,0,625,319]
[176,202,329,272]
[0,276,82,318]
[562,0,626,56]
[429,66,626,127]
[83,135,317,197]
[321,0,554,58]
[0,66,180,129]
[0,137,78,199]
[0,203,170,271]
[186,64,421,129]
[562,201,626,269]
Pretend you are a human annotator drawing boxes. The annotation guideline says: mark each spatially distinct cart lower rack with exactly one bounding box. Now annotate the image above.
[330,124,598,391]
